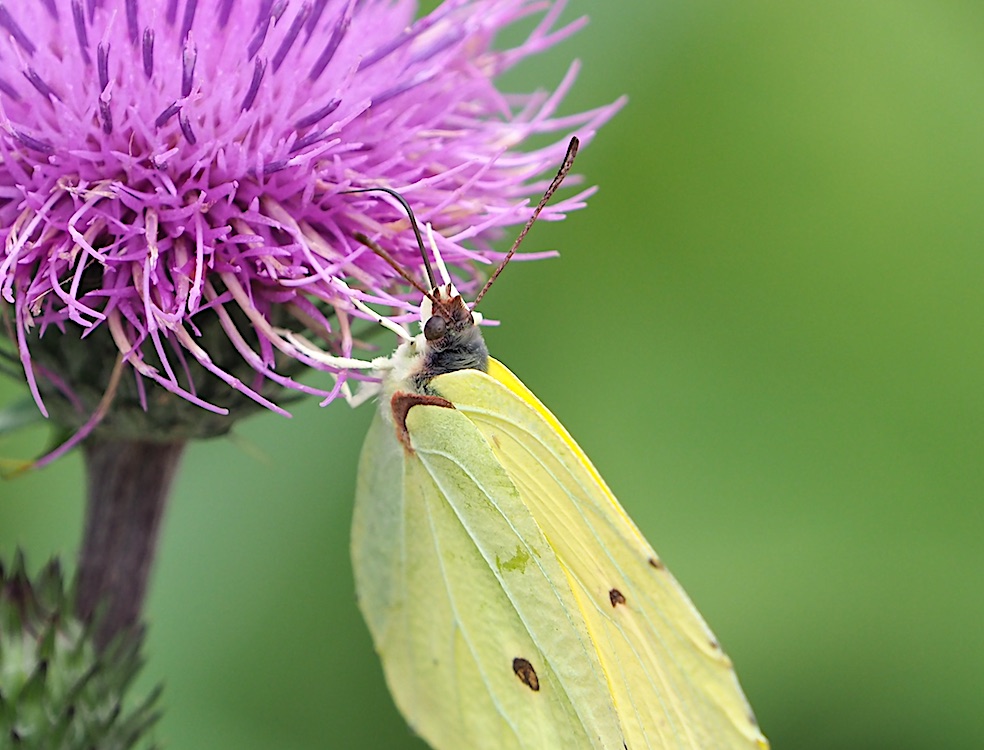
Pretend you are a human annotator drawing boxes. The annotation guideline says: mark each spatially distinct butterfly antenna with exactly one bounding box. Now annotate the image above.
[351,231,432,299]
[472,136,580,308]
[343,187,438,289]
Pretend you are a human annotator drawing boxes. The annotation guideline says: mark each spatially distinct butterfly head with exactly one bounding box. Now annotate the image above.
[420,284,474,335]
[414,284,489,386]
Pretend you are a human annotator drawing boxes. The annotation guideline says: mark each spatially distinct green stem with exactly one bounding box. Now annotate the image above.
[76,438,186,650]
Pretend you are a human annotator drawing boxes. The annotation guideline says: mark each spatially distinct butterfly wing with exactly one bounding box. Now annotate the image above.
[352,400,625,750]
[428,359,769,749]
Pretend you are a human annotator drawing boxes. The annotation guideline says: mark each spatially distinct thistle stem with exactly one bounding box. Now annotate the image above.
[76,438,185,650]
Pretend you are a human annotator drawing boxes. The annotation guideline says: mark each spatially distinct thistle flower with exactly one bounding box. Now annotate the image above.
[0,0,621,444]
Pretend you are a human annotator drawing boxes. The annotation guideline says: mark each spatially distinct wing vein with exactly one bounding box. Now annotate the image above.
[415,457,526,747]
[457,397,736,748]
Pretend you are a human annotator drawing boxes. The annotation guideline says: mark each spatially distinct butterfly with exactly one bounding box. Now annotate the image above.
[298,138,768,749]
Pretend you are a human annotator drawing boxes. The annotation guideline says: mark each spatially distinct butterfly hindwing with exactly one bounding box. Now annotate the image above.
[353,399,625,750]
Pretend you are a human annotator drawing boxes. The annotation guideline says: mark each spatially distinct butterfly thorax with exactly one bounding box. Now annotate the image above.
[414,286,488,388]
[376,286,488,448]
[380,285,489,403]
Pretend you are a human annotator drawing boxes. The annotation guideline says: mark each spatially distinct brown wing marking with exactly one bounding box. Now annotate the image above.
[511,657,540,692]
[390,391,454,451]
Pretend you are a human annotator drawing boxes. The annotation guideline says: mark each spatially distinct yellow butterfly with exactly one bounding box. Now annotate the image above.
[316,139,767,749]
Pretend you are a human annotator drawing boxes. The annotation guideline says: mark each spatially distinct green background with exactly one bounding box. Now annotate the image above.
[2,1,982,747]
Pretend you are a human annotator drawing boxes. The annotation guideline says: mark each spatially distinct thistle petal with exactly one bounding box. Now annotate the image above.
[0,0,623,438]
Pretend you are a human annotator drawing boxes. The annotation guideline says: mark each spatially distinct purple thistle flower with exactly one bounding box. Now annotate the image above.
[0,0,622,444]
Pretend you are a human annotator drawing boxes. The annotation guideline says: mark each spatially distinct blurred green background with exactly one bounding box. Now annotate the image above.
[2,1,983,747]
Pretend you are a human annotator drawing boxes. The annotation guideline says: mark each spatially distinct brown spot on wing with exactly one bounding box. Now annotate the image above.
[512,657,540,691]
[390,390,454,451]
[648,557,664,570]
[609,588,626,607]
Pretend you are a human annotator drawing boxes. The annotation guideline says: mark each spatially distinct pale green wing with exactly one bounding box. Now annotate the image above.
[352,403,625,750]
[428,359,769,749]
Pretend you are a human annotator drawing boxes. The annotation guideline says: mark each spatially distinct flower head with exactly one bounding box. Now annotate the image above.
[0,553,161,746]
[0,0,621,443]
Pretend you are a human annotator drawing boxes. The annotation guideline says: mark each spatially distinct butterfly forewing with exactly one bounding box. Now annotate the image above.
[430,359,769,749]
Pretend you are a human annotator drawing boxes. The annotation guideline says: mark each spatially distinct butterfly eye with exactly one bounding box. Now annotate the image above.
[423,315,447,341]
